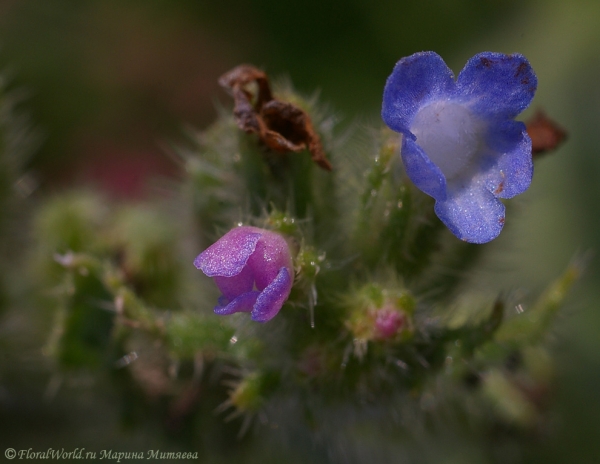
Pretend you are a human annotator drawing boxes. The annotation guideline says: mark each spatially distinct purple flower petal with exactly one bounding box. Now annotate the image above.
[382,51,455,136]
[401,137,447,201]
[251,267,293,323]
[214,291,259,315]
[434,183,505,244]
[194,227,261,277]
[455,52,537,121]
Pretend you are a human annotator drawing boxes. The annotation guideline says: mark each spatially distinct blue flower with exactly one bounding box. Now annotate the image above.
[382,52,537,243]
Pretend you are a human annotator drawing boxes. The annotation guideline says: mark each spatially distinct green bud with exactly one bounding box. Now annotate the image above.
[266,209,298,236]
[295,245,325,281]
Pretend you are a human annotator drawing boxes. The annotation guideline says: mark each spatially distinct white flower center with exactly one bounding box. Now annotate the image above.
[411,101,485,180]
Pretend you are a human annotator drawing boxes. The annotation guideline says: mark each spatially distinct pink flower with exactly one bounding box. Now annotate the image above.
[194,226,294,322]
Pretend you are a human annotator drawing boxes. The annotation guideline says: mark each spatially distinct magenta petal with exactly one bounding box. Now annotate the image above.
[374,309,405,339]
[247,230,294,290]
[194,227,261,277]
[213,265,254,301]
[251,267,293,323]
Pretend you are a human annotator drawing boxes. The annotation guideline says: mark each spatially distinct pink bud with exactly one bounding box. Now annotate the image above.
[194,226,294,322]
[373,306,405,340]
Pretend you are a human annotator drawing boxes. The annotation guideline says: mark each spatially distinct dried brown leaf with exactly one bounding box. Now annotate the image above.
[526,111,567,157]
[219,64,332,171]
[218,64,272,107]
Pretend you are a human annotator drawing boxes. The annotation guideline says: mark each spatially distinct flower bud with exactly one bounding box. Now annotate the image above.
[194,226,294,322]
[346,283,415,343]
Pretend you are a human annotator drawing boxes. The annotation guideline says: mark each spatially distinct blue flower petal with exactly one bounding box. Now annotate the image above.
[455,52,537,121]
[214,291,259,315]
[382,51,455,136]
[401,137,447,201]
[482,120,533,198]
[434,184,505,243]
[251,267,292,323]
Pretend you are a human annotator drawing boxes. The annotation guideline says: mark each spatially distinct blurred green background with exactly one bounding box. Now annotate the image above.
[1,0,600,462]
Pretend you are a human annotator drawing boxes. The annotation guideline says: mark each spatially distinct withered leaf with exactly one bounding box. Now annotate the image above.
[219,64,332,171]
[218,64,272,107]
[261,100,308,152]
[526,111,567,157]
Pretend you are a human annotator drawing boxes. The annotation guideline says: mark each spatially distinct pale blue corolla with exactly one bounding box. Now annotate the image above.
[382,51,537,243]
